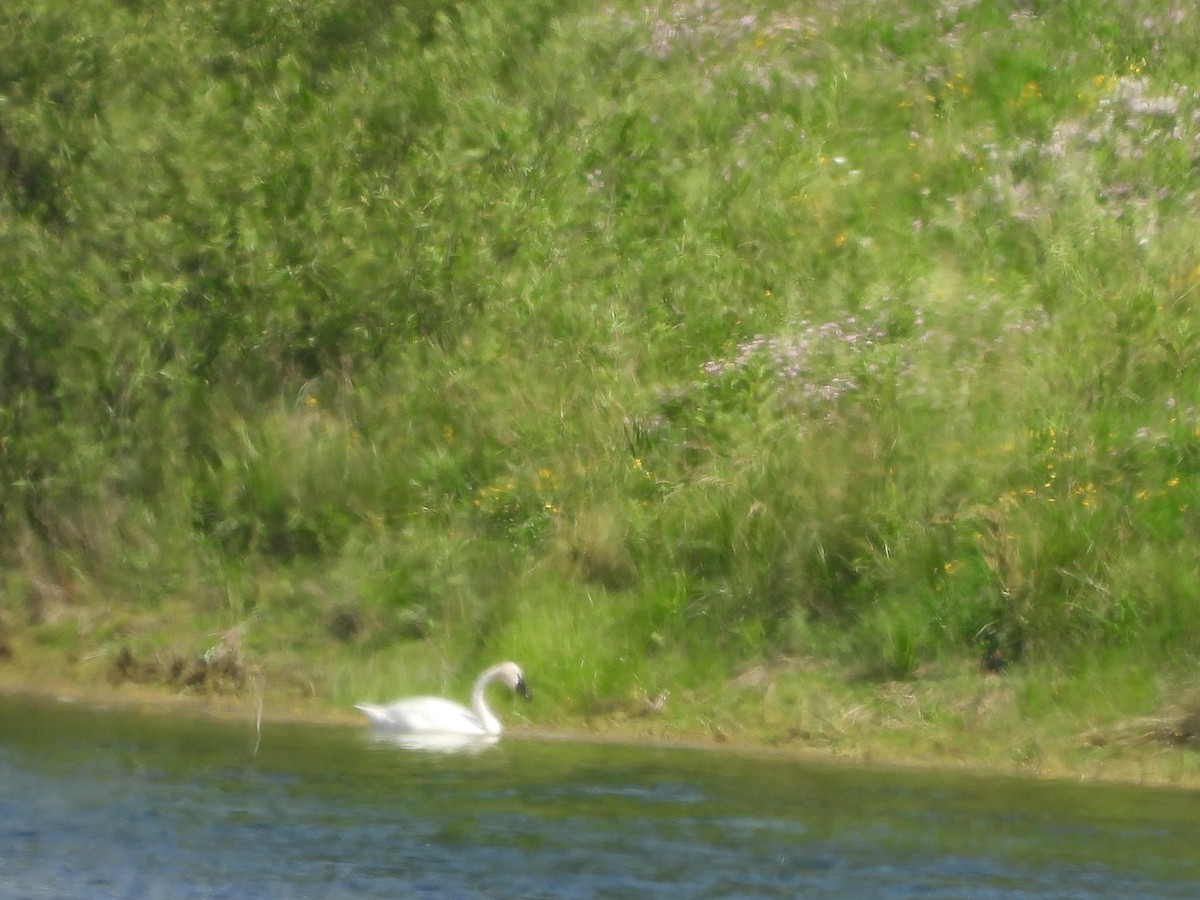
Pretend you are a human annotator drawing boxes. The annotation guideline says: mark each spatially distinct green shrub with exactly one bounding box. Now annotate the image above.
[2,0,1198,707]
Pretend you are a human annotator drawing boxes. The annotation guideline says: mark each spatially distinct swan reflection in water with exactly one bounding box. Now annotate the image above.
[364,730,500,754]
[355,662,531,752]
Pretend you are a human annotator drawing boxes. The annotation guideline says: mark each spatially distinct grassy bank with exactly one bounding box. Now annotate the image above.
[2,0,1199,782]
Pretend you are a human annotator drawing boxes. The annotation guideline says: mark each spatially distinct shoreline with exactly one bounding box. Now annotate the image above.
[3,665,1198,792]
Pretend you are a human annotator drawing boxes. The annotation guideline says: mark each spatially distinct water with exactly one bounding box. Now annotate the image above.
[1,695,1198,899]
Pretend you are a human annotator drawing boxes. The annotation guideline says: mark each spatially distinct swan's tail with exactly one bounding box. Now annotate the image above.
[355,703,389,726]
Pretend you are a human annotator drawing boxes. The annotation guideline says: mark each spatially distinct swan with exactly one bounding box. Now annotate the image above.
[355,661,531,737]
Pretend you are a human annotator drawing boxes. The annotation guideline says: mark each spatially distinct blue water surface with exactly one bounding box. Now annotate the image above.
[1,695,1198,899]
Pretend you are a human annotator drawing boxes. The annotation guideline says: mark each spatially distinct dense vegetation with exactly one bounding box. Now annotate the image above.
[2,0,1198,755]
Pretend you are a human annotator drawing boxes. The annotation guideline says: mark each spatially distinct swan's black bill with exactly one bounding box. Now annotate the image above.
[516,677,532,700]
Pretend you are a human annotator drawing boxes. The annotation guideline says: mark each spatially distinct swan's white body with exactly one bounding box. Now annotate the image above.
[355,662,530,738]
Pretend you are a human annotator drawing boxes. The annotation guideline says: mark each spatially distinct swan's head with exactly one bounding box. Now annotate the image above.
[496,661,532,700]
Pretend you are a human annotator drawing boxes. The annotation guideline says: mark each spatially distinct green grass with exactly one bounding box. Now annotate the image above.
[2,0,1199,775]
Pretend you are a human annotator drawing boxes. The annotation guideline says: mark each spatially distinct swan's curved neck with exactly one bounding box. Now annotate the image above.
[470,665,506,735]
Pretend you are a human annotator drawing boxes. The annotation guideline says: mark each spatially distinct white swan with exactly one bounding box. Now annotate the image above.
[355,661,531,738]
